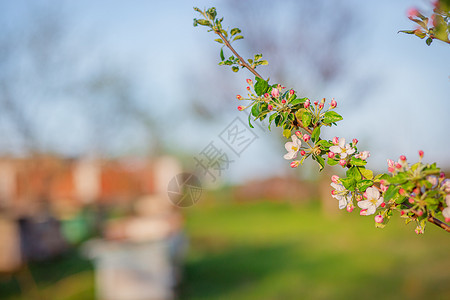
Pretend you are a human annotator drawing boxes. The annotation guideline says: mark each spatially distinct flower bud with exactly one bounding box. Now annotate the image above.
[401,210,406,216]
[356,195,363,202]
[375,215,384,223]
[360,209,367,216]
[380,184,388,192]
[247,86,251,91]
[339,159,346,167]
[380,180,386,186]
[281,99,286,104]
[331,190,336,195]
[303,134,311,142]
[237,105,245,111]
[290,161,300,168]
[328,152,335,159]
[271,88,280,98]
[347,204,354,213]
[314,100,318,106]
[352,138,358,145]
[445,217,450,223]
[295,131,302,138]
[417,211,423,216]
[264,93,270,98]
[236,95,242,100]
[300,150,306,156]
[418,150,424,158]
[440,172,445,179]
[318,103,324,109]
[407,7,419,19]
[330,98,337,108]
[395,163,402,169]
[415,227,424,234]
[380,202,386,208]
[304,100,310,109]
[400,155,406,161]
[268,104,274,111]
[399,188,405,196]
[246,78,253,85]
[331,175,339,184]
[408,198,414,204]
[332,136,339,145]
[289,89,295,96]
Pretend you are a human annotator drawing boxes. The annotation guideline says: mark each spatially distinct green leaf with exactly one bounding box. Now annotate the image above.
[316,140,333,149]
[196,19,211,26]
[251,103,260,118]
[254,77,269,96]
[231,66,239,72]
[327,158,338,166]
[323,111,343,124]
[289,97,307,106]
[302,111,312,127]
[220,48,225,61]
[248,113,254,129]
[314,155,325,171]
[384,185,399,202]
[283,129,291,139]
[356,180,373,192]
[214,38,223,44]
[340,177,356,191]
[426,37,433,46]
[387,173,408,185]
[233,35,244,41]
[374,173,390,182]
[230,28,241,36]
[275,114,283,127]
[350,157,367,166]
[358,167,374,180]
[311,126,321,142]
[346,166,361,180]
[258,60,268,66]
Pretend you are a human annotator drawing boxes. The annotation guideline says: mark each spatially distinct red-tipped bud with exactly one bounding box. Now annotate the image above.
[339,159,346,167]
[314,100,318,105]
[408,198,414,204]
[330,98,337,108]
[347,204,354,213]
[380,203,386,208]
[246,78,253,85]
[236,95,242,100]
[360,209,367,216]
[331,175,339,184]
[304,100,310,109]
[413,188,420,194]
[419,150,424,158]
[318,103,324,109]
[395,163,402,169]
[328,152,335,159]
[352,138,358,145]
[300,150,306,156]
[399,188,405,196]
[281,99,286,104]
[268,104,273,111]
[400,155,406,161]
[247,86,251,91]
[295,131,302,138]
[264,93,270,98]
[445,217,450,223]
[440,172,445,179]
[303,134,311,142]
[331,190,336,195]
[375,215,384,223]
[417,211,423,216]
[237,105,245,111]
[289,89,295,96]
[401,210,406,216]
[290,161,300,168]
[380,180,386,186]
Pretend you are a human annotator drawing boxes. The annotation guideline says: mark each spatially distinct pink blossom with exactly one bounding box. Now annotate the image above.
[283,135,302,160]
[355,151,370,160]
[387,159,396,173]
[375,215,384,223]
[357,187,384,215]
[380,184,388,192]
[332,136,339,145]
[271,88,280,98]
[331,175,339,184]
[347,204,354,213]
[360,209,367,216]
[329,138,356,159]
[407,7,419,18]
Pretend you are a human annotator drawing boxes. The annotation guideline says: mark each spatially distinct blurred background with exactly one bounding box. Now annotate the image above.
[0,0,449,299]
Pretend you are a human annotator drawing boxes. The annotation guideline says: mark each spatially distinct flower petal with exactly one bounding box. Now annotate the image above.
[329,146,341,154]
[357,200,371,209]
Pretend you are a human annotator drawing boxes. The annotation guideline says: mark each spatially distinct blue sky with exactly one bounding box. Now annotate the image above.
[0,0,449,184]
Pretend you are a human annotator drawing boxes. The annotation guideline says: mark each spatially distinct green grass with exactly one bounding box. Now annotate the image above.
[180,199,450,300]
[2,198,449,300]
